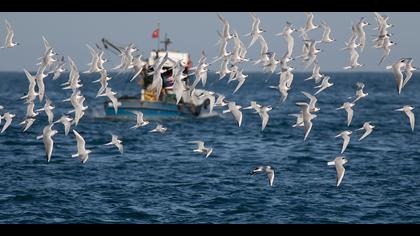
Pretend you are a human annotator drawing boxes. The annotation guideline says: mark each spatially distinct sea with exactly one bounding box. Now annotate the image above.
[0,71,419,224]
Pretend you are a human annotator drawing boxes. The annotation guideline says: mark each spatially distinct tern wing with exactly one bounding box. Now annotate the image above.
[335,164,346,187]
[267,171,274,186]
[406,110,415,132]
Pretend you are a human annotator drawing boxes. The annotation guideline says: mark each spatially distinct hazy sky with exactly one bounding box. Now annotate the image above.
[0,12,418,72]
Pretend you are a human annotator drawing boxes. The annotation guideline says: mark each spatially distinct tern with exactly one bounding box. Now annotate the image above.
[189,141,213,158]
[222,101,243,127]
[355,121,375,141]
[320,21,335,43]
[257,105,272,131]
[395,105,415,132]
[337,102,355,126]
[327,156,348,187]
[296,102,317,141]
[350,82,368,103]
[98,87,119,114]
[53,115,73,136]
[130,111,149,129]
[335,130,352,153]
[344,48,364,70]
[246,13,265,48]
[402,58,416,88]
[378,37,396,65]
[232,69,248,94]
[104,134,123,154]
[1,19,19,48]
[149,124,167,133]
[301,91,320,113]
[314,76,333,95]
[72,130,92,164]
[36,124,58,162]
[36,98,55,124]
[20,117,36,132]
[386,58,407,95]
[251,166,275,187]
[305,63,324,83]
[0,112,15,133]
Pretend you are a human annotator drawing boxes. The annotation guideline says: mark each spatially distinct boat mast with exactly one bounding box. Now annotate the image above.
[156,22,160,52]
[160,33,172,51]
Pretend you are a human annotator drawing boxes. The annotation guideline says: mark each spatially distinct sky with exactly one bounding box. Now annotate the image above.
[0,12,418,72]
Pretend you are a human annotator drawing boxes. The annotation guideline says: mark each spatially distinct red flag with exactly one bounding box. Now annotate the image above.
[152,28,160,38]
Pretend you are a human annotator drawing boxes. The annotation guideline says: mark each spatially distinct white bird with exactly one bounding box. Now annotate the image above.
[305,63,324,83]
[335,130,352,153]
[276,21,296,57]
[253,35,270,66]
[36,124,58,162]
[303,40,322,69]
[104,134,123,154]
[71,130,92,164]
[189,141,213,158]
[148,52,169,99]
[36,98,55,124]
[37,47,57,71]
[355,17,369,52]
[93,69,112,97]
[51,56,66,80]
[395,105,415,132]
[301,12,319,34]
[149,124,167,133]
[257,105,272,131]
[21,69,39,103]
[84,44,102,73]
[232,69,248,94]
[296,102,317,141]
[217,14,234,41]
[21,69,38,104]
[62,57,82,93]
[130,111,149,129]
[222,101,243,127]
[24,101,39,118]
[355,121,375,141]
[314,76,334,95]
[378,37,396,65]
[98,87,119,114]
[214,94,228,107]
[243,101,261,111]
[35,66,48,102]
[337,102,355,126]
[402,58,417,88]
[251,166,275,187]
[216,56,231,80]
[66,90,87,126]
[1,19,19,48]
[130,55,147,82]
[327,156,348,187]
[0,112,15,133]
[320,21,335,43]
[289,112,304,128]
[386,58,407,95]
[350,82,368,103]
[301,91,320,113]
[344,48,364,70]
[246,13,265,48]
[20,117,36,132]
[53,115,73,136]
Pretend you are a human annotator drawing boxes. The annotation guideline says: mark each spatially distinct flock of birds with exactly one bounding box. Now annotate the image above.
[0,12,417,188]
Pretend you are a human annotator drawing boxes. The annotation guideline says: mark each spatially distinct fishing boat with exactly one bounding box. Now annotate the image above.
[100,33,211,120]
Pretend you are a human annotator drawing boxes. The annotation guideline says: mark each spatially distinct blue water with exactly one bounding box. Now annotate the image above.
[0,71,419,224]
